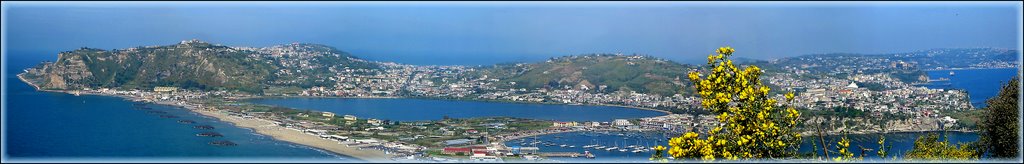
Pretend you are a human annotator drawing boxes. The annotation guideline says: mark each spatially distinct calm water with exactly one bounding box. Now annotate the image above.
[247,98,667,122]
[796,131,979,158]
[924,68,1020,108]
[3,76,351,161]
[504,131,669,162]
[511,131,979,162]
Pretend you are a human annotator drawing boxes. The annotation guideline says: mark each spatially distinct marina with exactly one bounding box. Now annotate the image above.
[504,131,669,162]
[508,131,981,161]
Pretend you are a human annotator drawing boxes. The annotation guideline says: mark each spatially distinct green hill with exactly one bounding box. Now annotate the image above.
[20,40,379,93]
[469,54,696,96]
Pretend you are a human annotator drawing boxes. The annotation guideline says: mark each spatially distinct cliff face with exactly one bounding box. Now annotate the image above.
[18,40,380,93]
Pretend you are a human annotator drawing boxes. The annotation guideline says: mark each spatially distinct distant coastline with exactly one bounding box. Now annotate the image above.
[922,66,1020,71]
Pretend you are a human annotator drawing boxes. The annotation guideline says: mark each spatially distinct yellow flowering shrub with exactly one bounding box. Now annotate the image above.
[650,145,669,162]
[662,47,802,160]
[877,135,891,159]
[833,133,855,162]
[904,133,980,161]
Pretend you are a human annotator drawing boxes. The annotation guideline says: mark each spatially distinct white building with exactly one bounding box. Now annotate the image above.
[343,115,358,121]
[613,119,633,126]
[367,119,382,126]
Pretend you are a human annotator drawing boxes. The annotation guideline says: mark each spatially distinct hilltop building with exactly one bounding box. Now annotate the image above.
[343,115,358,121]
[153,86,178,92]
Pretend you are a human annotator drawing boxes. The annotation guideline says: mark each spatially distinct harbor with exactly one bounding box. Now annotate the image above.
[501,131,671,162]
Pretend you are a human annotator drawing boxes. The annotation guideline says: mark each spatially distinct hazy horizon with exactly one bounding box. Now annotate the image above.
[2,1,1022,65]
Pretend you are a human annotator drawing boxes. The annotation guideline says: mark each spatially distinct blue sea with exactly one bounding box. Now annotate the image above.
[247,98,667,122]
[923,68,1020,108]
[3,56,353,161]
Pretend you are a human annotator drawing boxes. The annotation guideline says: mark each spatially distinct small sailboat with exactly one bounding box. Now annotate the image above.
[606,141,619,151]
[605,146,617,151]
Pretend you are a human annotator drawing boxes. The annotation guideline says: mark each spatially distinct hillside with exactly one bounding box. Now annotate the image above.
[756,48,1018,83]
[19,40,380,93]
[254,43,380,88]
[467,54,697,96]
[763,48,1017,73]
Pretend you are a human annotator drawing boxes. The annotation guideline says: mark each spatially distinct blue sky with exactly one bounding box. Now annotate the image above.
[2,2,1022,65]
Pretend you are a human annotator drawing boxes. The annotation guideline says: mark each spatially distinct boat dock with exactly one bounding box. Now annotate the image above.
[539,152,582,157]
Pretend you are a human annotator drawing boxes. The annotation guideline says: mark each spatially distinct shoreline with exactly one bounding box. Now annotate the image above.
[500,128,981,143]
[801,129,979,137]
[16,74,394,162]
[921,67,1020,71]
[16,73,44,91]
[187,108,392,162]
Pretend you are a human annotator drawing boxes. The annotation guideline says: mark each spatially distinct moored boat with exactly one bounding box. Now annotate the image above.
[209,140,237,146]
[197,132,224,137]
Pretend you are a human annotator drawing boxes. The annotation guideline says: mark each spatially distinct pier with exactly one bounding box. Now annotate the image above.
[539,152,582,157]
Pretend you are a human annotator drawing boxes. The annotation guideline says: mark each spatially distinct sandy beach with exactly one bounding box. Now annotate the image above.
[188,109,393,162]
[17,75,395,162]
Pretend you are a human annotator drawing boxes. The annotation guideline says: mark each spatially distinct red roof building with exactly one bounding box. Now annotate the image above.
[472,149,490,156]
[443,147,471,155]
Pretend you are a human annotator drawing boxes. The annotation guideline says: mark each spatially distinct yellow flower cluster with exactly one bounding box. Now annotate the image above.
[649,145,669,161]
[834,135,855,162]
[904,133,979,161]
[660,47,803,161]
[667,132,731,160]
[877,135,889,158]
[717,46,736,56]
